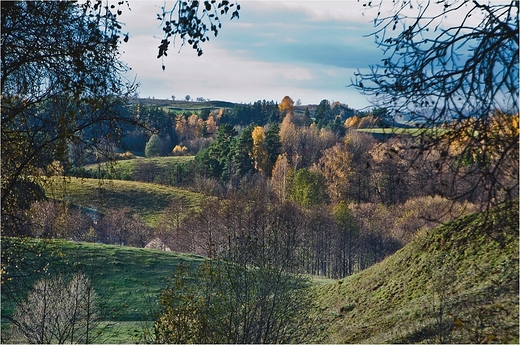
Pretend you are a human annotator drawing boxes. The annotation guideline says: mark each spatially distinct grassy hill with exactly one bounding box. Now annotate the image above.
[313,200,519,343]
[83,156,195,179]
[1,238,206,343]
[128,98,235,112]
[44,177,204,226]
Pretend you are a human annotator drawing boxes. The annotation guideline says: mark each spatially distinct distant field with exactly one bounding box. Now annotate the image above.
[357,127,446,137]
[128,98,235,112]
[44,177,204,226]
[83,156,195,180]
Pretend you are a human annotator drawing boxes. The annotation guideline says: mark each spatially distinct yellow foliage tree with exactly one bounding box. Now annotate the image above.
[252,126,268,173]
[172,145,188,156]
[280,113,298,159]
[270,153,291,202]
[205,115,217,135]
[345,116,359,128]
[175,115,188,141]
[279,96,295,115]
[317,143,353,202]
[187,114,203,140]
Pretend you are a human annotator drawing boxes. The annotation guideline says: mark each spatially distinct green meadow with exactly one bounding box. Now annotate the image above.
[313,200,518,343]
[1,238,206,343]
[44,177,204,226]
[83,156,195,180]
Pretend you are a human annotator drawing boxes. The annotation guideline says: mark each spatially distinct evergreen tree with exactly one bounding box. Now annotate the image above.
[231,125,255,177]
[196,124,238,180]
[264,123,282,176]
[303,107,313,126]
[315,99,332,129]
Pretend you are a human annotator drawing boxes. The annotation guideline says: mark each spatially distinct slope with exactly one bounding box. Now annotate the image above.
[44,177,205,226]
[314,200,519,343]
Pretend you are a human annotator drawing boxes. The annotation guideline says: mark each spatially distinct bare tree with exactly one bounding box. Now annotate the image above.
[8,273,99,344]
[97,208,153,247]
[355,1,518,208]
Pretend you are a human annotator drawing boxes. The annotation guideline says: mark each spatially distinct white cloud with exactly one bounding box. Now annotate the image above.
[119,0,374,107]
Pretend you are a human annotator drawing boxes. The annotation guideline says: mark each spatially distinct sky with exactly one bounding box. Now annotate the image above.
[118,1,390,109]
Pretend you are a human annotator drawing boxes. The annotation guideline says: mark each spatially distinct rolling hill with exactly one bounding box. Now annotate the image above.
[128,98,235,112]
[44,177,204,226]
[313,200,519,343]
[1,238,206,343]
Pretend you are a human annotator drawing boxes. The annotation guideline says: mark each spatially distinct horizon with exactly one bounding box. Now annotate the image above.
[120,1,388,110]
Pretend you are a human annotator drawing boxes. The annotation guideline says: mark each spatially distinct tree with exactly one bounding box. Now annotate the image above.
[9,273,100,344]
[1,1,136,234]
[205,114,217,135]
[303,107,313,126]
[196,123,237,180]
[157,198,192,252]
[315,99,332,128]
[333,202,359,277]
[355,0,519,207]
[154,188,318,343]
[155,261,316,344]
[97,208,152,247]
[144,134,162,157]
[252,126,269,174]
[231,124,255,177]
[279,95,295,115]
[289,168,329,207]
[318,143,354,203]
[133,160,160,182]
[271,154,291,202]
[280,112,299,162]
[184,94,191,101]
[264,123,282,176]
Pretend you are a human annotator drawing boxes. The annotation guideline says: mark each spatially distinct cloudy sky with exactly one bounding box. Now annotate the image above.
[119,1,389,109]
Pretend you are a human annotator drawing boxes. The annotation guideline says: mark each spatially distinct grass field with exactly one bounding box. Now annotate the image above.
[1,238,333,343]
[83,156,195,180]
[356,127,447,137]
[1,238,205,343]
[129,98,235,112]
[44,177,204,226]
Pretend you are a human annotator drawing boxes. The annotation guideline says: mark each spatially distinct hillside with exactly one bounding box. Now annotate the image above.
[128,98,235,111]
[1,238,206,343]
[313,200,519,343]
[83,156,195,178]
[3,202,517,343]
[44,177,204,226]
